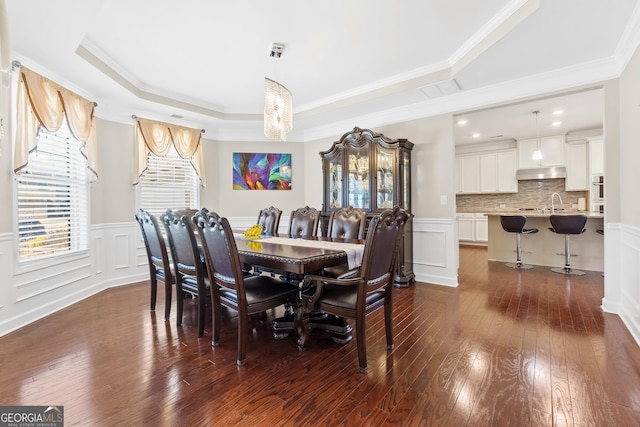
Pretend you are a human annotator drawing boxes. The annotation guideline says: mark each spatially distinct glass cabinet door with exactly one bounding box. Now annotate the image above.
[375,145,395,209]
[328,155,343,209]
[401,150,410,210]
[347,144,370,209]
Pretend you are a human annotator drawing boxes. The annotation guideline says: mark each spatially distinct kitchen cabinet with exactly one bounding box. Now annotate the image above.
[589,137,604,175]
[456,154,479,194]
[457,149,516,194]
[475,214,488,242]
[457,213,475,241]
[457,213,488,244]
[320,127,414,285]
[518,135,565,169]
[565,141,588,191]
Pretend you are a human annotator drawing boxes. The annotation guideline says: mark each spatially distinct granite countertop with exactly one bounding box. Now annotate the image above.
[480,210,604,219]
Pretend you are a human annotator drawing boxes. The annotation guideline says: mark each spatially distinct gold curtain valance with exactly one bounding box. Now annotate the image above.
[134,117,205,187]
[14,67,98,179]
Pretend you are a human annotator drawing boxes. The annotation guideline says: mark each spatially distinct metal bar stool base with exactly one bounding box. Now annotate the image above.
[550,267,585,276]
[505,262,534,270]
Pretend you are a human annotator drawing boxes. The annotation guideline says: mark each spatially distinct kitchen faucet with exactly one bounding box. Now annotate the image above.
[551,192,563,214]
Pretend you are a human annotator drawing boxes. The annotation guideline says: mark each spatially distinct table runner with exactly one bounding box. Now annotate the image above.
[247,236,365,269]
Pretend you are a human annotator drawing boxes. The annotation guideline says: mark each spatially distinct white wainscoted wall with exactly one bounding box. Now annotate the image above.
[3,216,640,349]
[0,214,461,336]
[411,218,458,287]
[0,222,149,336]
[601,222,640,345]
[226,216,460,288]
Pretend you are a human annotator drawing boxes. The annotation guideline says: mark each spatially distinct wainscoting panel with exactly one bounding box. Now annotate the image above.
[0,222,148,337]
[412,218,458,287]
[602,222,640,346]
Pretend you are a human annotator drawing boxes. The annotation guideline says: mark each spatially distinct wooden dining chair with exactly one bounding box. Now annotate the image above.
[322,206,367,278]
[161,209,209,337]
[288,206,320,237]
[327,206,366,240]
[194,209,299,366]
[257,206,282,236]
[135,209,173,321]
[298,206,410,373]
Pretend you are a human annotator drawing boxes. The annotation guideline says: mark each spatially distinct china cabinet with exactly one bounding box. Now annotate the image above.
[320,127,414,286]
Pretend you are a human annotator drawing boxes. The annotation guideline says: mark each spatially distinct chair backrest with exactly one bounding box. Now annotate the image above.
[550,214,587,235]
[500,215,526,233]
[195,209,245,295]
[288,206,320,237]
[257,206,282,236]
[161,209,205,281]
[174,208,198,218]
[327,206,366,240]
[135,209,171,278]
[359,206,410,293]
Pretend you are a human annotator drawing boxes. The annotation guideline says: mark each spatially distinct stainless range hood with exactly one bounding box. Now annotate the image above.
[516,166,566,180]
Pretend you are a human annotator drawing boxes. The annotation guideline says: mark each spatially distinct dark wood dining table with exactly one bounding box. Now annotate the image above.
[234,234,364,342]
[234,234,363,280]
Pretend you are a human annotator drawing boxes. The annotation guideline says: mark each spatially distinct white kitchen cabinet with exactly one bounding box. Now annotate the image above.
[479,151,518,193]
[479,154,497,193]
[496,150,518,192]
[457,149,516,194]
[565,141,588,191]
[518,135,565,169]
[474,213,488,242]
[457,213,488,244]
[457,154,479,194]
[589,137,604,175]
[457,213,475,241]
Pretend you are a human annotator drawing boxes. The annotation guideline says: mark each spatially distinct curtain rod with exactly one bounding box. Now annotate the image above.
[12,60,98,107]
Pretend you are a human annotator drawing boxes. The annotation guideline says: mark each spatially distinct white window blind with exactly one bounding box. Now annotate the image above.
[137,147,200,217]
[16,119,89,260]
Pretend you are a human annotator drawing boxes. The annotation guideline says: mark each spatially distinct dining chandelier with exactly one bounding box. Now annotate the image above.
[264,43,293,141]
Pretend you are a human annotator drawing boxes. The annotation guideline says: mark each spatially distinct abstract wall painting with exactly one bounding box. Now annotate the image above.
[233,152,292,190]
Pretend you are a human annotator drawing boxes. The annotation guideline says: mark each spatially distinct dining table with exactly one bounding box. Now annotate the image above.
[234,233,365,281]
[233,233,365,342]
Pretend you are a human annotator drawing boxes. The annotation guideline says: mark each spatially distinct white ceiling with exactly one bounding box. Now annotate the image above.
[4,0,639,142]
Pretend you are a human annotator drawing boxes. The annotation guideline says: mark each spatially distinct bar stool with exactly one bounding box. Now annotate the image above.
[548,214,587,275]
[500,215,539,269]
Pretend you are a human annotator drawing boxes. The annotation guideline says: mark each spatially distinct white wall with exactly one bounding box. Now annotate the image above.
[602,44,640,345]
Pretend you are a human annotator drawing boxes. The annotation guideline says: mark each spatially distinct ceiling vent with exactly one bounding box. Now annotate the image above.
[419,78,461,99]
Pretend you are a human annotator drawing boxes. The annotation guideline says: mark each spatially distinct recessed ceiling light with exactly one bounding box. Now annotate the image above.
[472,133,480,138]
[552,110,564,115]
[457,119,468,125]
[552,121,562,126]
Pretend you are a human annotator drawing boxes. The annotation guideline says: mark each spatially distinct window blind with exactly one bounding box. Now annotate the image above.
[137,148,200,218]
[16,120,89,260]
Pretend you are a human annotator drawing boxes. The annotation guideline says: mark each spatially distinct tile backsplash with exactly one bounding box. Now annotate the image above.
[456,179,587,213]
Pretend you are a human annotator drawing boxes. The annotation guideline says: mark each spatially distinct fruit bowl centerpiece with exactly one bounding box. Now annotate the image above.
[244,224,263,240]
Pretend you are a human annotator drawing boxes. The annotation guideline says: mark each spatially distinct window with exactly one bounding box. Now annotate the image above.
[137,146,200,217]
[16,119,89,260]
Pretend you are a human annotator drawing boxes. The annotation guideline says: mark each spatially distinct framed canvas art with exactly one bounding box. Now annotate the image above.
[233,152,291,190]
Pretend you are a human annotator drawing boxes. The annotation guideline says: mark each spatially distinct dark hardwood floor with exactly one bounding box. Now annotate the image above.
[1,245,639,426]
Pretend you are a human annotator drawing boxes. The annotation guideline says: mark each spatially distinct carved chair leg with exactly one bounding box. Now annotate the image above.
[385,301,394,350]
[356,317,367,373]
[198,297,206,338]
[150,276,157,311]
[164,279,172,321]
[237,312,248,366]
[176,284,184,327]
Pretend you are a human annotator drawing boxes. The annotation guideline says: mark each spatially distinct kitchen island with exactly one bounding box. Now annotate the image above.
[485,212,604,272]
